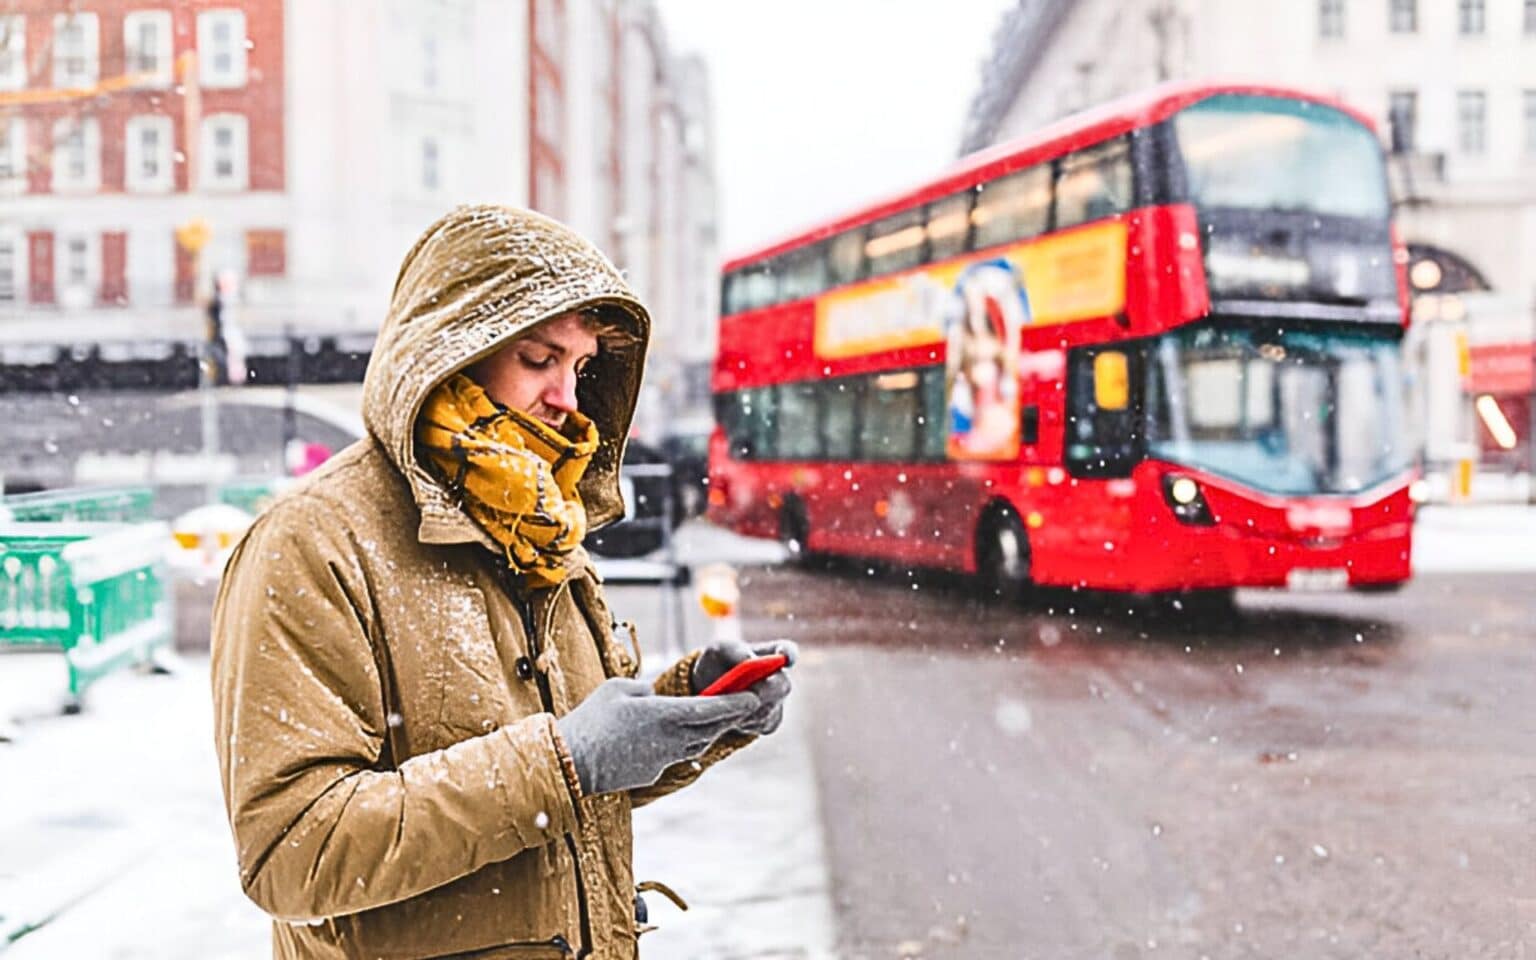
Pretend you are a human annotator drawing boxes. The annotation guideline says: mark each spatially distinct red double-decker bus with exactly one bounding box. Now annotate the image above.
[707,82,1415,598]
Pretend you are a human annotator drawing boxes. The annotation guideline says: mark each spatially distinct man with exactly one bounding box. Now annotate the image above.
[211,204,794,959]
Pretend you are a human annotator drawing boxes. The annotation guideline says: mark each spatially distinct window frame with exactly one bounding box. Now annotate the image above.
[125,114,174,192]
[925,190,974,263]
[201,113,250,190]
[51,115,101,192]
[0,15,25,91]
[123,10,173,87]
[1317,0,1346,38]
[57,231,99,308]
[52,12,100,89]
[1457,89,1487,155]
[197,9,248,89]
[0,116,25,192]
[1054,136,1134,230]
[0,229,24,304]
[1458,0,1485,34]
[971,163,1053,252]
[864,207,927,279]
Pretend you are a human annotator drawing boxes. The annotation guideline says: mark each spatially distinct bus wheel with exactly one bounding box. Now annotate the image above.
[976,510,1031,602]
[778,498,811,565]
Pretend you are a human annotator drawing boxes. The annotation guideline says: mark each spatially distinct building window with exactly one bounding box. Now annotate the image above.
[0,15,26,91]
[52,12,99,88]
[0,116,24,189]
[1318,0,1345,37]
[1458,90,1487,154]
[1388,90,1417,153]
[125,115,173,192]
[1525,91,1536,156]
[58,233,97,307]
[52,116,101,192]
[123,11,173,86]
[1389,0,1416,31]
[422,139,439,190]
[1459,0,1485,34]
[198,9,248,88]
[423,32,438,91]
[0,235,19,303]
[201,113,248,189]
[1526,0,1536,33]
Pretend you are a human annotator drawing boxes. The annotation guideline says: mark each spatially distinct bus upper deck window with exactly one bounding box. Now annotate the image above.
[1094,350,1130,411]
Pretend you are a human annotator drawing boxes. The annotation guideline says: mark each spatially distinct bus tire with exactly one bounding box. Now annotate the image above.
[976,507,1031,602]
[778,497,811,565]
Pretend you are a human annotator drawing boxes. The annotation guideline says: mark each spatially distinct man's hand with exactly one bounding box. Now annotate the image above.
[691,639,798,736]
[556,678,759,796]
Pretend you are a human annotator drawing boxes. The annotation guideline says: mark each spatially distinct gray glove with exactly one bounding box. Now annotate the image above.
[691,639,798,736]
[556,677,760,796]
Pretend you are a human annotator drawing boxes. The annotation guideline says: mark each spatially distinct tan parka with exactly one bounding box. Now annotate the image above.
[210,205,751,960]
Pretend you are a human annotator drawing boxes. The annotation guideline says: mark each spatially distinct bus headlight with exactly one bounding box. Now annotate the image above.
[1162,474,1214,526]
[1169,476,1200,505]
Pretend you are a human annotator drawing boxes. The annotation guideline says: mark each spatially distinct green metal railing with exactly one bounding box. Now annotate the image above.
[0,521,173,710]
[217,478,286,517]
[0,486,156,524]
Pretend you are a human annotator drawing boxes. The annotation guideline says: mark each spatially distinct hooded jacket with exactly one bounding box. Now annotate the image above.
[211,205,749,960]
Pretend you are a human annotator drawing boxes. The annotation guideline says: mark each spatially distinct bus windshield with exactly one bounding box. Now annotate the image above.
[1174,94,1390,221]
[1145,321,1410,496]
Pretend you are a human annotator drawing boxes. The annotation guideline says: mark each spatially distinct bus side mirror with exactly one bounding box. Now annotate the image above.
[1094,351,1129,411]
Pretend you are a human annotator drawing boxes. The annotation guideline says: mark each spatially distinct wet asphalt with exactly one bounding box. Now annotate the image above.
[734,561,1536,959]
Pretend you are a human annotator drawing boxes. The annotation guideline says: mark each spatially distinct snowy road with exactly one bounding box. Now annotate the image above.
[739,562,1536,958]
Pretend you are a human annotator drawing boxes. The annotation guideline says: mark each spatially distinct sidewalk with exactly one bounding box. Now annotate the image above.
[1412,503,1536,572]
[0,520,833,959]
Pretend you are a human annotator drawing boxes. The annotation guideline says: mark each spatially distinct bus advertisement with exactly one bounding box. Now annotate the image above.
[708,82,1414,599]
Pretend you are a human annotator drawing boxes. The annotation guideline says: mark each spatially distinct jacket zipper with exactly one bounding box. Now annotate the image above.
[512,587,593,960]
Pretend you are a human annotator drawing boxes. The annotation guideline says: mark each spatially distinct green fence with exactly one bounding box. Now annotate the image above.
[0,486,156,524]
[0,521,173,710]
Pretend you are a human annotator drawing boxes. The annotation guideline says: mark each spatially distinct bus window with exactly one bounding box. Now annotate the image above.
[780,245,829,303]
[726,262,779,314]
[827,229,866,287]
[1055,138,1133,229]
[745,385,779,459]
[863,370,921,460]
[926,192,972,262]
[1066,345,1143,477]
[865,209,927,277]
[777,381,822,460]
[919,366,948,460]
[971,165,1051,250]
[822,378,861,459]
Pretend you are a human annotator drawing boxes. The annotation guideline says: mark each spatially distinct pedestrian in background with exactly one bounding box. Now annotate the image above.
[211,203,795,959]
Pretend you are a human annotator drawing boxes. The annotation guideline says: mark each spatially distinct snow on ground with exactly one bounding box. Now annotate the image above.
[1412,504,1536,573]
[0,520,832,959]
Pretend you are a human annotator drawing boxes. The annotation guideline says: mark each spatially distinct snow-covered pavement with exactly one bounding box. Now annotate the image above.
[0,518,833,958]
[1410,503,1536,572]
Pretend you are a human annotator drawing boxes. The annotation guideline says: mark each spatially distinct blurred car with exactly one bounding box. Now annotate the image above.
[660,420,712,518]
[583,438,683,558]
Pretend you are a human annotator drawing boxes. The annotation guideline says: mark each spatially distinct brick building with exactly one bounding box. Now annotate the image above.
[0,0,718,442]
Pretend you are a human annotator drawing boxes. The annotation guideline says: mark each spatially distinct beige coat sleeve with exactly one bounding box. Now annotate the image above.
[210,497,583,921]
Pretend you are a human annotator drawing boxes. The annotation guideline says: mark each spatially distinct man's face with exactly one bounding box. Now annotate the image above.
[469,312,598,431]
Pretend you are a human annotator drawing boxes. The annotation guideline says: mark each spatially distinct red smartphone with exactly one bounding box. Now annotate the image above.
[698,654,788,696]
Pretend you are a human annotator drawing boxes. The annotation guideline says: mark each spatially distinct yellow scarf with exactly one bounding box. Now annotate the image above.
[416,373,599,587]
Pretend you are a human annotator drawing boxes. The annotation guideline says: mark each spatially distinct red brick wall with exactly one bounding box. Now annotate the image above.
[6,0,284,196]
[100,230,127,304]
[27,231,53,304]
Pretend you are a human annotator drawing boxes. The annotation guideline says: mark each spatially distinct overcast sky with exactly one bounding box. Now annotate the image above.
[654,0,1018,257]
